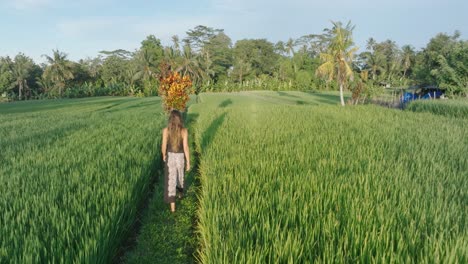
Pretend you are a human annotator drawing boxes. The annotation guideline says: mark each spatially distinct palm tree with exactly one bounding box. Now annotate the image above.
[171,35,181,55]
[361,51,385,81]
[316,21,358,106]
[175,45,203,84]
[286,38,295,57]
[232,58,252,83]
[164,46,179,71]
[401,45,415,80]
[11,54,34,100]
[198,47,215,85]
[275,41,287,56]
[43,50,74,97]
[36,75,53,94]
[133,49,158,82]
[379,40,400,84]
[286,38,298,73]
[366,38,377,51]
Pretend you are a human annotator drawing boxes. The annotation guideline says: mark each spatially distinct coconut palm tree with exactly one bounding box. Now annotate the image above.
[133,49,159,82]
[198,47,215,85]
[401,45,415,80]
[171,35,181,55]
[286,38,296,57]
[360,51,385,81]
[11,54,34,100]
[43,50,74,97]
[36,75,53,94]
[286,38,298,73]
[175,44,203,84]
[366,38,377,51]
[275,41,287,56]
[316,21,358,106]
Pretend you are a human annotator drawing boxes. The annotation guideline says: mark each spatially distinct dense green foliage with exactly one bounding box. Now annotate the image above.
[406,99,468,118]
[413,32,468,96]
[191,92,467,262]
[1,24,466,102]
[0,97,165,262]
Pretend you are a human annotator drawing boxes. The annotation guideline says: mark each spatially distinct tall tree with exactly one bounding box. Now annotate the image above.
[175,44,203,87]
[233,39,278,78]
[134,49,159,82]
[80,56,103,80]
[401,45,415,81]
[286,38,298,73]
[375,40,401,83]
[134,35,164,81]
[275,41,287,56]
[100,54,130,86]
[43,50,74,97]
[11,54,36,100]
[286,38,296,57]
[361,38,385,81]
[316,21,358,106]
[414,31,467,96]
[203,31,233,81]
[171,35,181,55]
[0,57,13,95]
[183,25,222,53]
[359,50,385,81]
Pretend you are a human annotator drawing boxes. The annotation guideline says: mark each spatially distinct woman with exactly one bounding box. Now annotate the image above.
[161,110,190,212]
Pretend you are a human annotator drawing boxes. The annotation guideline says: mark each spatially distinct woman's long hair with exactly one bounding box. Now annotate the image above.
[168,110,184,151]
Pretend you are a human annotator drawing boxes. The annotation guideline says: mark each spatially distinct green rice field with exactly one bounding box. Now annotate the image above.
[407,99,468,118]
[190,92,468,263]
[1,92,467,263]
[0,97,165,262]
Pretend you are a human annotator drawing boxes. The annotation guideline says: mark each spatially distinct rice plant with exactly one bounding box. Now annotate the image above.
[0,97,165,263]
[406,99,468,118]
[192,92,468,263]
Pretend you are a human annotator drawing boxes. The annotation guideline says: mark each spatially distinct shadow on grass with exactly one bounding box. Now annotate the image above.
[302,91,345,105]
[296,100,319,106]
[218,99,233,108]
[106,100,159,112]
[277,91,300,98]
[0,97,129,114]
[201,112,227,153]
[95,98,141,113]
[114,148,164,263]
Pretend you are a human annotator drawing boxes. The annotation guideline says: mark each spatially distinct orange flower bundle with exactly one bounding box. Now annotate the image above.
[158,71,193,112]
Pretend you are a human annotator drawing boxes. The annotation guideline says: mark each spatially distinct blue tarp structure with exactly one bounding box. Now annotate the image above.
[401,92,418,103]
[400,87,444,103]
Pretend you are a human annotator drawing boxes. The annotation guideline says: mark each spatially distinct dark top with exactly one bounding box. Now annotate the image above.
[167,131,184,153]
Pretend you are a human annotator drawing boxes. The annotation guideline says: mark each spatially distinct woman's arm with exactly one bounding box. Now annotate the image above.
[161,128,167,162]
[183,128,190,171]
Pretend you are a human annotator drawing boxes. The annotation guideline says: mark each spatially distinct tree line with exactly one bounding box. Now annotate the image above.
[0,22,466,102]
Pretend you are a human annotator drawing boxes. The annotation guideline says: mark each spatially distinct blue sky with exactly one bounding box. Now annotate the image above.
[0,0,466,63]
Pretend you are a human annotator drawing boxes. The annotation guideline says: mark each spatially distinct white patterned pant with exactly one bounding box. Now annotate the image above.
[166,152,185,202]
